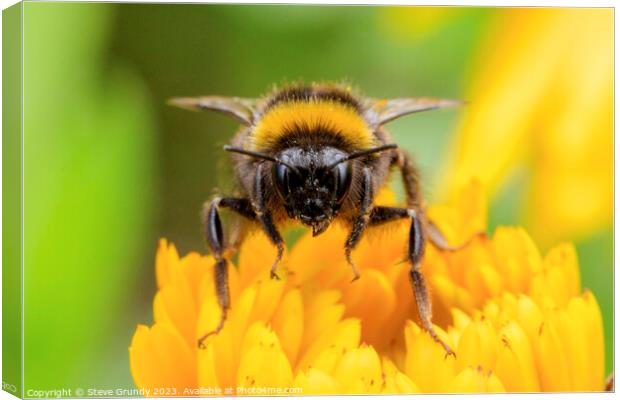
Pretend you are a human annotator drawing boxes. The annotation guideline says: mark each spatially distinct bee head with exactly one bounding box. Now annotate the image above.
[273,147,352,236]
[224,143,397,236]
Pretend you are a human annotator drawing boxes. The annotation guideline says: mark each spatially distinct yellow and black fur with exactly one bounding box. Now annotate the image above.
[170,82,472,356]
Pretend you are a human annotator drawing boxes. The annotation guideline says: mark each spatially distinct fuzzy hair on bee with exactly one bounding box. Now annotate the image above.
[170,82,478,356]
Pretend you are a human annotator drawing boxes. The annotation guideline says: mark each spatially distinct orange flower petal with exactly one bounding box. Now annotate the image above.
[341,268,397,345]
[129,325,160,392]
[289,226,347,285]
[297,318,361,373]
[272,289,304,365]
[129,323,197,394]
[299,289,345,355]
[155,239,179,289]
[154,285,197,347]
[237,231,284,288]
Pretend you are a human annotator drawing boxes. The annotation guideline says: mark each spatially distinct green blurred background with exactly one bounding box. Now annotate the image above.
[16,3,612,392]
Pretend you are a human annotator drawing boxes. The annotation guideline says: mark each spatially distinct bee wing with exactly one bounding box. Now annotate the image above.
[168,96,259,126]
[368,97,463,126]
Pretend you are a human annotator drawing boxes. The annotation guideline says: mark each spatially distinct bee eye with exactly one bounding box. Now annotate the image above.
[333,162,352,204]
[273,163,305,200]
[273,163,290,200]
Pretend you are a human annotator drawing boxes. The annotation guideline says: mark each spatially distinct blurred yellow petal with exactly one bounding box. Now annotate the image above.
[442,9,612,245]
[527,11,612,245]
[272,289,304,364]
[442,10,567,194]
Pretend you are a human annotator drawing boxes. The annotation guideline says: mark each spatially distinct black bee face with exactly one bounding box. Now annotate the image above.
[272,147,353,236]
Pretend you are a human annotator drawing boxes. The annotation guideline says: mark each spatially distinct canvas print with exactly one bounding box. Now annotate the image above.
[2,3,614,397]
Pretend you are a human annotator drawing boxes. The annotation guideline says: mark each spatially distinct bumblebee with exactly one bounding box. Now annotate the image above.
[170,82,472,355]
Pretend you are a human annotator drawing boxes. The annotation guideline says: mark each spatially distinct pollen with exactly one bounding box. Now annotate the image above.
[250,100,376,151]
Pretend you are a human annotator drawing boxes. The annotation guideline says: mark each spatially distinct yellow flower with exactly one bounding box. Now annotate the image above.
[130,237,417,395]
[440,8,613,247]
[402,289,604,393]
[130,181,606,394]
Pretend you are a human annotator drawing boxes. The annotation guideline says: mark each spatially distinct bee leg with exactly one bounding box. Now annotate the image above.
[395,148,422,209]
[393,151,453,355]
[368,206,409,225]
[407,209,455,358]
[344,167,373,282]
[254,163,285,280]
[198,197,256,349]
[426,219,486,252]
[395,149,484,252]
[368,206,455,357]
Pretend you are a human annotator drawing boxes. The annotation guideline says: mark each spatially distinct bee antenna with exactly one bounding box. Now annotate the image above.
[326,143,398,169]
[223,145,302,175]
